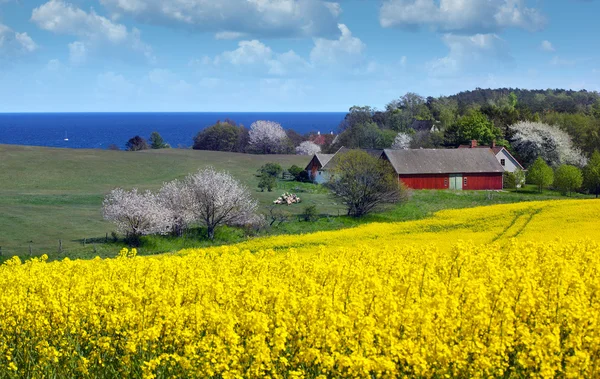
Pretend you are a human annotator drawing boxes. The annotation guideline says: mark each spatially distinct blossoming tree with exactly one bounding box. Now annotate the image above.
[185,167,259,239]
[248,120,288,154]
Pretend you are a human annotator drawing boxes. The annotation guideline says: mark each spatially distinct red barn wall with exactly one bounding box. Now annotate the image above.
[462,173,503,190]
[399,173,503,190]
[399,174,449,190]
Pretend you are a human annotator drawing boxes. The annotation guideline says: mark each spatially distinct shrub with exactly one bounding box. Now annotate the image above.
[193,121,246,152]
[554,164,583,196]
[258,163,283,178]
[583,151,600,198]
[149,131,169,149]
[125,136,148,151]
[258,175,276,192]
[301,205,319,222]
[527,157,554,193]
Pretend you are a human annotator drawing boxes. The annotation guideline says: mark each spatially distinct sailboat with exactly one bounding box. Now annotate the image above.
[64,131,69,142]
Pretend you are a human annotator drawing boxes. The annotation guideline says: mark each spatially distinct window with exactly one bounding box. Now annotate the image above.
[444,178,448,186]
[318,171,322,176]
[463,177,467,186]
[500,159,506,166]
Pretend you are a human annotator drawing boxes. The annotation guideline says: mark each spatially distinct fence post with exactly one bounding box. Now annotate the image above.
[93,244,97,254]
[105,233,108,243]
[0,246,2,257]
[83,238,86,247]
[59,240,62,254]
[28,242,32,256]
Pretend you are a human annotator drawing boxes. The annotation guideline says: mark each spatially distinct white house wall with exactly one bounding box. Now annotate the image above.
[496,150,521,172]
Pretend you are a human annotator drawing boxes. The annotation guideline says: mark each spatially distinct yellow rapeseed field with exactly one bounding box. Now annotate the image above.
[1,199,600,378]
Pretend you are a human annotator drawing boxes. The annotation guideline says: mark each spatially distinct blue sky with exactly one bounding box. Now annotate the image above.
[0,0,598,112]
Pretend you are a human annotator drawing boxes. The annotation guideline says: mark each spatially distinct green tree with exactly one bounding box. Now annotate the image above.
[527,157,554,193]
[514,168,526,192]
[258,163,283,179]
[583,151,600,198]
[149,131,168,149]
[288,165,310,182]
[446,110,503,146]
[258,174,276,192]
[327,150,406,217]
[125,136,148,151]
[193,121,245,152]
[554,165,583,196]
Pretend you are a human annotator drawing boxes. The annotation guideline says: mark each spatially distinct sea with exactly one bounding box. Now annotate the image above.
[0,112,346,149]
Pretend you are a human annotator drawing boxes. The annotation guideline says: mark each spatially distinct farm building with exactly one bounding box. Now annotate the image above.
[381,148,505,190]
[305,153,335,184]
[305,147,383,184]
[458,140,524,173]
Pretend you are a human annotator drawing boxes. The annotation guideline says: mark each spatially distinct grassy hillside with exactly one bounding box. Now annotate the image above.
[0,144,592,259]
[0,144,322,256]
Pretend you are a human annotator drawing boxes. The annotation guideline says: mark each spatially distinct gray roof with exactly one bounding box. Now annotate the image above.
[383,148,505,175]
[315,153,335,167]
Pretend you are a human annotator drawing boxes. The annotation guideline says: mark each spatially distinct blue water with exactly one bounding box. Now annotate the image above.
[0,112,346,149]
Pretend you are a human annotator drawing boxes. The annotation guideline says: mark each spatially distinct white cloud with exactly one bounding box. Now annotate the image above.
[0,23,38,56]
[540,40,555,52]
[380,0,545,33]
[550,56,576,66]
[96,71,136,95]
[99,0,341,38]
[68,41,86,65]
[196,24,368,78]
[45,59,63,71]
[211,39,310,76]
[214,31,246,40]
[428,33,510,76]
[31,0,154,63]
[310,24,366,66]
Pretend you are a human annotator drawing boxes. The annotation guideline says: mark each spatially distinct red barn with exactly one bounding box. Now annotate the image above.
[381,148,504,190]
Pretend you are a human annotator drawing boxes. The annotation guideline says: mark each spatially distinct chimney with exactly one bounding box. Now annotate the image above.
[491,140,496,148]
[470,140,478,148]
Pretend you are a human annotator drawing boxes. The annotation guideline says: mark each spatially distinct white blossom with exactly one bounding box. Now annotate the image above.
[295,141,321,155]
[248,120,288,154]
[391,132,412,150]
[157,180,196,236]
[102,188,171,238]
[509,121,587,168]
[185,167,259,239]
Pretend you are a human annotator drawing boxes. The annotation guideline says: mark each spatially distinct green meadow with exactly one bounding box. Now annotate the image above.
[0,144,589,260]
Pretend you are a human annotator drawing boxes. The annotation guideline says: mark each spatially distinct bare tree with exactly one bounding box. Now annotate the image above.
[102,188,171,244]
[185,167,259,239]
[248,120,288,154]
[510,121,587,168]
[295,141,321,155]
[157,180,195,236]
[327,150,407,217]
[391,132,412,149]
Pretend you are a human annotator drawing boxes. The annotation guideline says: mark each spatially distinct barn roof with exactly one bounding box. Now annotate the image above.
[383,148,505,175]
[458,145,524,169]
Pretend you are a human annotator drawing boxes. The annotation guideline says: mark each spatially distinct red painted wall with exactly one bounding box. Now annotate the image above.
[399,174,449,189]
[399,173,503,190]
[462,173,503,190]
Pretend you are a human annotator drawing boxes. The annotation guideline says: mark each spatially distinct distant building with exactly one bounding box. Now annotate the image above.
[458,140,525,173]
[305,147,383,184]
[381,148,505,190]
[409,119,441,133]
